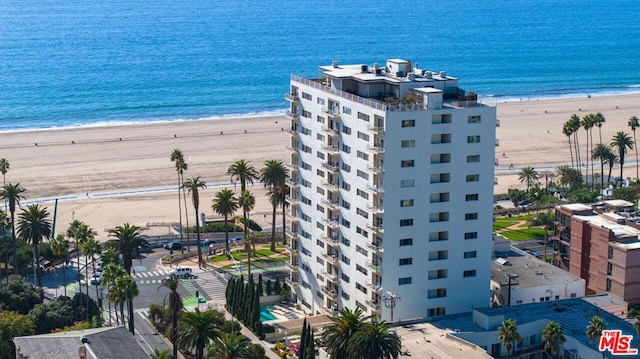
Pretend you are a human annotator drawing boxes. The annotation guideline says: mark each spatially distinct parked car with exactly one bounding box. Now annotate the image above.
[164,242,183,250]
[90,273,101,285]
[168,266,192,278]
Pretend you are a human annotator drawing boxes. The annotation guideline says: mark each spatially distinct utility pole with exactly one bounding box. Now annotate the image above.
[383,291,401,322]
[506,274,518,307]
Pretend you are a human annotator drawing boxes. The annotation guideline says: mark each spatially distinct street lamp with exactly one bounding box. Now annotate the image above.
[382,291,400,322]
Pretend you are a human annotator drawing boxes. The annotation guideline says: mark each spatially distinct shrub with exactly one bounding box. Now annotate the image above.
[231,216,262,231]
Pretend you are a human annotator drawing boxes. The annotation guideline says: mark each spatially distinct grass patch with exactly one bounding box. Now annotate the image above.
[500,228,545,241]
[492,221,517,231]
[221,256,289,269]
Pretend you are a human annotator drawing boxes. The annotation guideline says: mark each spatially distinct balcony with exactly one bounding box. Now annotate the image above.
[321,144,340,155]
[285,162,299,174]
[285,145,297,152]
[367,144,385,153]
[285,213,299,224]
[366,281,383,294]
[285,277,299,288]
[321,286,338,299]
[285,262,299,272]
[367,124,385,134]
[286,111,300,120]
[285,93,300,103]
[366,223,384,234]
[322,162,340,173]
[365,299,382,311]
[322,217,340,230]
[285,195,299,207]
[322,198,339,210]
[321,253,339,265]
[322,234,339,247]
[321,181,340,193]
[366,261,382,273]
[285,128,299,138]
[367,242,384,254]
[285,178,299,189]
[367,205,384,214]
[285,244,299,257]
[321,126,340,137]
[366,164,384,174]
[285,230,299,241]
[366,184,384,193]
[321,270,338,283]
[323,108,341,119]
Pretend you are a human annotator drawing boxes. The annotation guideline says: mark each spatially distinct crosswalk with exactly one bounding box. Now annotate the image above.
[102,308,149,328]
[192,272,227,304]
[133,270,168,278]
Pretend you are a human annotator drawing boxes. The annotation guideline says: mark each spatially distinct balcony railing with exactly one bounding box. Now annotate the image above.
[367,205,384,214]
[367,124,385,134]
[366,261,383,273]
[366,184,385,193]
[285,230,299,241]
[322,108,341,119]
[285,195,299,206]
[285,244,299,257]
[322,162,340,172]
[285,128,299,137]
[321,286,338,299]
[365,299,382,310]
[320,181,340,192]
[366,164,384,174]
[285,93,300,102]
[286,111,300,120]
[322,234,339,247]
[285,262,299,271]
[321,144,340,154]
[322,217,340,229]
[285,277,299,288]
[321,126,340,136]
[285,145,297,152]
[285,178,299,188]
[285,213,300,223]
[367,144,385,153]
[367,242,384,254]
[366,281,383,293]
[285,162,299,173]
[322,198,339,210]
[366,223,384,234]
[321,270,338,283]
[321,253,339,265]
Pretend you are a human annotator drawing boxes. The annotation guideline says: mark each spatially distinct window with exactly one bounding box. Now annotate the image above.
[429,212,449,222]
[342,106,352,115]
[356,226,368,238]
[429,250,448,261]
[428,288,447,299]
[302,110,312,118]
[401,119,415,128]
[357,112,370,122]
[341,163,351,172]
[463,270,477,277]
[357,170,369,180]
[342,144,351,154]
[399,258,413,266]
[356,282,367,294]
[342,125,351,135]
[608,246,614,259]
[357,131,370,141]
[465,213,478,221]
[357,151,369,161]
[340,254,350,265]
[341,291,350,300]
[430,192,450,203]
[317,97,325,105]
[400,219,413,227]
[301,92,312,100]
[431,173,451,183]
[317,116,325,124]
[356,208,368,218]
[400,179,414,188]
[428,307,446,317]
[401,160,414,168]
[356,264,367,275]
[341,218,350,228]
[428,269,448,279]
[468,115,481,123]
[466,174,479,182]
[341,182,351,191]
[400,199,414,207]
[301,145,311,153]
[429,231,449,242]
[341,199,350,209]
[317,133,325,141]
[467,155,480,163]
[464,232,478,240]
[401,140,415,148]
[398,277,412,285]
[357,189,369,199]
[341,237,350,246]
[464,251,477,259]
[341,273,350,283]
[356,245,367,256]
[316,151,325,160]
[465,194,479,201]
[399,238,413,246]
[467,135,480,143]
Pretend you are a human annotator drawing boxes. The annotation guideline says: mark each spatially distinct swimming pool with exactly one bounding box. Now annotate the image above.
[260,305,277,321]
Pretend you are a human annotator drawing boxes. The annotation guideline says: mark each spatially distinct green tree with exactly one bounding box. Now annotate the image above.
[507,188,526,213]
[0,159,9,214]
[227,159,259,193]
[556,165,583,190]
[208,331,252,359]
[568,114,582,172]
[518,166,540,194]
[542,321,566,358]
[582,114,596,183]
[268,183,289,245]
[0,275,42,314]
[497,319,521,359]
[183,176,207,268]
[0,211,12,279]
[238,190,256,276]
[628,116,640,181]
[111,274,138,334]
[562,121,575,170]
[82,236,101,309]
[323,307,370,358]
[0,183,26,275]
[160,276,183,359]
[101,263,125,326]
[0,310,35,357]
[586,315,606,359]
[528,211,555,260]
[178,309,221,359]
[260,160,288,251]
[17,204,51,294]
[592,143,613,190]
[171,148,189,253]
[50,234,70,297]
[211,188,238,253]
[348,321,401,359]
[611,131,634,184]
[150,348,173,359]
[107,223,147,275]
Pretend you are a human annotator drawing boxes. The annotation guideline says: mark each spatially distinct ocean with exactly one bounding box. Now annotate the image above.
[1,0,640,132]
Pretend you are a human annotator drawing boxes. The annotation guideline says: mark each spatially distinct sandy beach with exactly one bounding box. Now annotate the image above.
[3,93,640,240]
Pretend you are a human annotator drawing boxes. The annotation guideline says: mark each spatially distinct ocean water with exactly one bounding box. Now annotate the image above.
[1,0,640,131]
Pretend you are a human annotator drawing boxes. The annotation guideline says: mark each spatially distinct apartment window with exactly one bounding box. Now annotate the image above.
[316,239,324,248]
[427,288,447,299]
[428,307,446,317]
[357,112,370,122]
[356,282,367,294]
[463,270,477,277]
[341,182,351,191]
[341,291,350,300]
[466,174,479,182]
[357,170,369,180]
[400,179,415,188]
[401,119,415,127]
[341,199,350,209]
[429,250,448,261]
[302,110,312,118]
[341,218,350,228]
[301,145,311,154]
[431,153,451,164]
[317,97,325,105]
[399,238,413,246]
[468,115,481,123]
[301,92,312,100]
[607,262,613,276]
[341,273,350,283]
[401,160,414,168]
[316,256,324,265]
[400,219,413,227]
[399,258,413,266]
[341,237,350,246]
[464,232,478,240]
[317,116,325,124]
[398,277,412,285]
[465,194,479,201]
[301,161,311,171]
[464,251,477,259]
[317,187,325,195]
[317,133,325,141]
[357,131,370,141]
[356,208,368,219]
[357,151,369,161]
[341,163,351,172]
[467,135,480,143]
[608,246,613,259]
[431,173,451,183]
[400,199,414,207]
[428,269,448,280]
[467,155,480,163]
[429,192,450,203]
[356,226,368,238]
[356,264,368,275]
[429,212,449,223]
[342,144,351,154]
[429,231,449,242]
[465,213,478,221]
[342,125,351,134]
[356,245,367,256]
[606,279,612,291]
[357,189,369,199]
[340,254,351,265]
[401,140,415,148]
[342,106,352,115]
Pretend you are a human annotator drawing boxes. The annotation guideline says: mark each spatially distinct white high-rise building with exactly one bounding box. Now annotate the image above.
[284,59,496,322]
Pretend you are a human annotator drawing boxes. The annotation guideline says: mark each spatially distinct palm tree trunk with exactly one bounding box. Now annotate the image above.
[634,130,639,181]
[620,152,625,183]
[270,204,277,252]
[181,173,190,252]
[11,210,17,275]
[281,200,287,245]
[574,132,581,176]
[62,263,67,297]
[590,130,595,190]
[568,136,574,172]
[108,298,112,326]
[601,160,605,191]
[195,206,202,268]
[172,294,178,359]
[224,214,230,253]
[76,238,81,293]
[120,302,125,326]
[128,299,135,334]
[245,211,251,278]
[177,172,184,255]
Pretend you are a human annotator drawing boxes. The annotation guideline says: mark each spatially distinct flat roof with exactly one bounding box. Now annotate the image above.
[560,203,592,212]
[492,249,583,288]
[393,323,490,359]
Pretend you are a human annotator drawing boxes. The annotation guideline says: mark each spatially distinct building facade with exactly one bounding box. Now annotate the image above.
[284,59,496,321]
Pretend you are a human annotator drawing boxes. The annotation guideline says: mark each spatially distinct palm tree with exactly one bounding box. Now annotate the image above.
[507,188,526,213]
[50,234,70,297]
[211,188,238,253]
[150,349,173,359]
[260,160,288,251]
[269,183,289,245]
[0,183,26,275]
[227,159,259,193]
[16,204,51,294]
[238,190,255,277]
[497,319,521,359]
[592,143,611,190]
[542,321,566,358]
[594,112,606,145]
[0,158,9,213]
[587,316,606,359]
[605,150,618,184]
[528,211,554,261]
[171,149,188,253]
[628,116,640,181]
[611,131,634,184]
[323,307,370,358]
[582,114,595,185]
[66,220,85,291]
[82,236,101,305]
[159,276,183,359]
[183,177,207,268]
[347,320,402,359]
[102,263,125,326]
[75,222,95,295]
[518,166,539,194]
[208,332,252,359]
[116,274,138,334]
[562,121,575,170]
[178,309,221,359]
[108,223,148,274]
[568,114,582,174]
[0,211,12,281]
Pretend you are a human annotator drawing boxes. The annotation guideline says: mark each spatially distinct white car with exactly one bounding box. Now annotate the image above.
[168,266,193,278]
